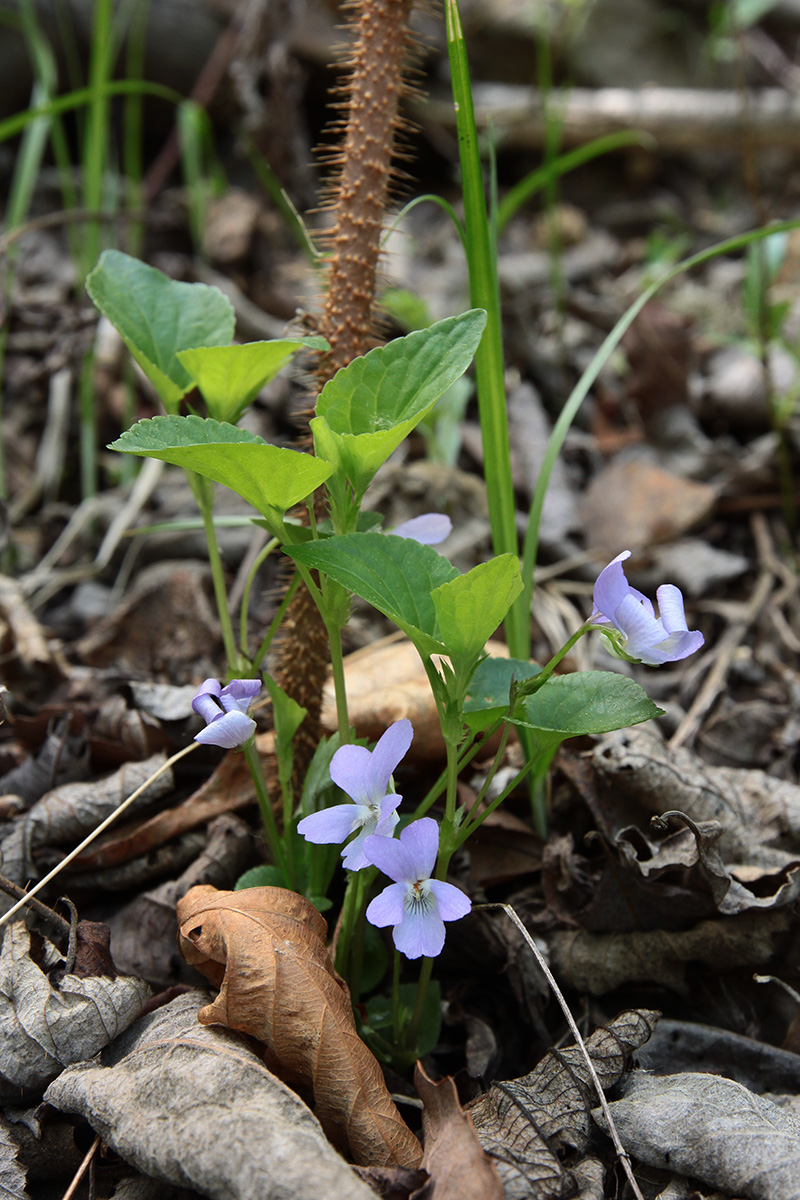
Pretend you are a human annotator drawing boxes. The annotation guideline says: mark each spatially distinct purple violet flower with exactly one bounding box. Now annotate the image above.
[192,678,260,748]
[590,551,704,666]
[364,818,471,959]
[297,718,413,871]
[389,513,452,545]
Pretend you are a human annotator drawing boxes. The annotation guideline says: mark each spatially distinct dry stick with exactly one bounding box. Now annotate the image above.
[479,902,646,1200]
[668,568,774,751]
[0,743,198,931]
[60,1134,101,1200]
[0,872,71,940]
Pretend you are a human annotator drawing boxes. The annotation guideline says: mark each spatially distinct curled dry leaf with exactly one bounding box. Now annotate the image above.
[593,726,800,869]
[0,1120,28,1200]
[44,991,376,1200]
[176,885,423,1170]
[594,1071,800,1200]
[549,907,794,994]
[412,1063,502,1200]
[467,1009,659,1200]
[0,921,151,1102]
[0,752,174,889]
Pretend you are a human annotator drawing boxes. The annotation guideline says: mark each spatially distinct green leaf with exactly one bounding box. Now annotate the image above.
[86,250,235,411]
[432,555,522,675]
[265,676,307,794]
[312,309,486,495]
[514,671,662,739]
[109,415,332,520]
[464,655,542,732]
[235,864,288,890]
[177,337,328,424]
[286,532,458,655]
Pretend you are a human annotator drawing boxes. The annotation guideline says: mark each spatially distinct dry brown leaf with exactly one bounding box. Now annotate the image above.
[594,1071,800,1200]
[45,990,377,1200]
[176,884,423,1169]
[468,1009,658,1200]
[549,907,793,994]
[322,638,509,761]
[412,1064,502,1200]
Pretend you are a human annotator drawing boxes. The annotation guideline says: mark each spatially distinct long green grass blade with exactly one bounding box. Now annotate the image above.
[0,82,182,144]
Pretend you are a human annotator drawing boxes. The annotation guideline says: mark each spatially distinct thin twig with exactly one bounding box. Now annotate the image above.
[478,902,646,1200]
[60,1134,101,1200]
[0,873,71,940]
[0,743,198,931]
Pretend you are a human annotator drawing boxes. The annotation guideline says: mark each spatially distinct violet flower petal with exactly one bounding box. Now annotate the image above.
[194,710,256,749]
[655,584,689,633]
[591,551,632,621]
[329,744,374,806]
[362,830,417,883]
[428,879,472,921]
[366,882,407,927]
[220,678,261,713]
[297,804,363,845]
[397,816,439,880]
[392,901,446,959]
[192,678,222,715]
[390,514,453,545]
[366,719,413,802]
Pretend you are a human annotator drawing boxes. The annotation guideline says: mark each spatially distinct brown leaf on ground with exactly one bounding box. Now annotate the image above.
[176,885,423,1169]
[549,908,793,994]
[579,461,714,554]
[412,1064,502,1200]
[593,726,800,869]
[0,921,151,1102]
[594,1071,800,1200]
[467,1009,658,1200]
[45,990,376,1200]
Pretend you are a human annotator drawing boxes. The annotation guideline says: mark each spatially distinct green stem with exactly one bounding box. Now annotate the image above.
[243,741,290,884]
[458,753,540,845]
[348,871,369,1003]
[238,537,278,661]
[404,956,435,1056]
[326,616,350,745]
[192,473,239,672]
[392,950,402,1045]
[444,736,460,826]
[335,871,360,978]
[250,570,300,672]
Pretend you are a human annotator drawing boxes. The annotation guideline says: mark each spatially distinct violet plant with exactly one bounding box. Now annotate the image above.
[87,223,710,1063]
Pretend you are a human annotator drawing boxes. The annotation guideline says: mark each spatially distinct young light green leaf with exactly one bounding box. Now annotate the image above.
[312,309,486,495]
[109,415,331,520]
[513,672,662,738]
[86,250,235,411]
[177,337,328,424]
[286,532,458,656]
[432,555,522,674]
[265,676,307,794]
[463,655,542,732]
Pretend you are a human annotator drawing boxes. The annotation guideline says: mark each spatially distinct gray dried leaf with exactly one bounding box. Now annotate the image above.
[593,726,800,868]
[594,1071,800,1200]
[0,752,174,886]
[44,991,377,1200]
[0,1121,28,1200]
[0,719,89,807]
[549,907,793,994]
[468,1009,658,1200]
[0,921,151,1101]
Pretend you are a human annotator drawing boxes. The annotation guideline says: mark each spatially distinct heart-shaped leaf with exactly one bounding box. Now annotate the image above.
[463,656,543,732]
[432,555,522,676]
[312,309,486,496]
[514,671,662,740]
[286,533,458,656]
[87,250,235,411]
[178,337,328,424]
[109,415,331,520]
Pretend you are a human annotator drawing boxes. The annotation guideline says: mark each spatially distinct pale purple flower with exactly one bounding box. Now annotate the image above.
[192,678,260,748]
[297,718,413,871]
[364,818,471,959]
[389,513,452,545]
[590,551,704,666]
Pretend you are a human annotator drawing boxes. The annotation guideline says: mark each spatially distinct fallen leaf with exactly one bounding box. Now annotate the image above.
[0,1120,28,1200]
[0,921,151,1102]
[549,908,793,994]
[594,1071,800,1200]
[580,461,714,554]
[177,885,423,1169]
[412,1064,502,1200]
[468,1009,658,1200]
[44,990,377,1200]
[0,752,174,889]
[637,1018,800,1093]
[0,718,89,807]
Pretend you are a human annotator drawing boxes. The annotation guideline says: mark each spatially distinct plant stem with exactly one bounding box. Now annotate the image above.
[242,741,289,884]
[239,537,279,662]
[392,950,402,1045]
[192,473,239,671]
[404,956,434,1056]
[326,616,350,745]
